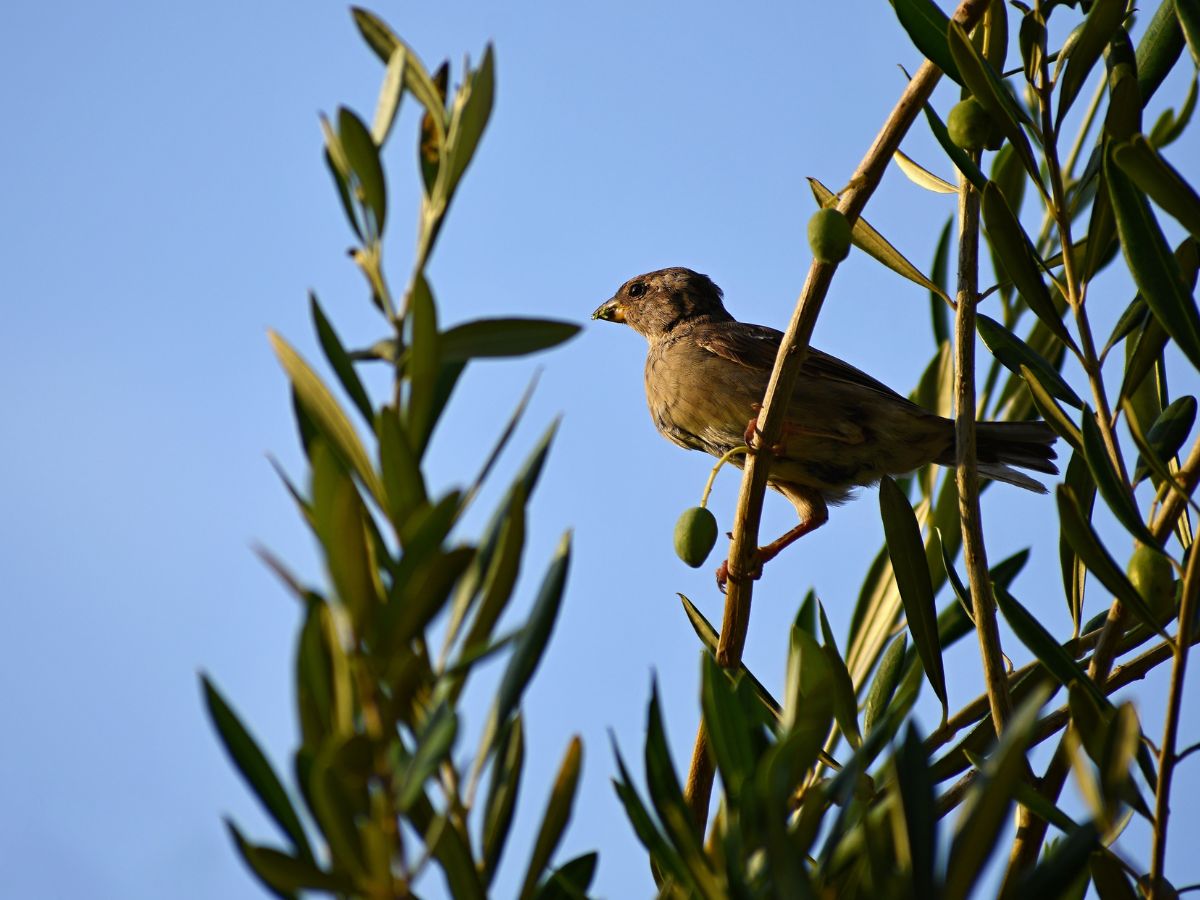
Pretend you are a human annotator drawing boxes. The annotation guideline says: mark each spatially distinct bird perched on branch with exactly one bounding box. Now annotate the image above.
[592,267,1057,588]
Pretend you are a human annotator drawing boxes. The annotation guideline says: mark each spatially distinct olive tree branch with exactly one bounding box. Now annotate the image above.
[681,0,994,836]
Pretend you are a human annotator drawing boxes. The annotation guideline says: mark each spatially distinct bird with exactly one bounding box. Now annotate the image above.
[592,267,1058,588]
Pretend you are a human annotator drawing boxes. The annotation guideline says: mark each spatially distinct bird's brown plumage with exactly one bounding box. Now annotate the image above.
[593,267,1057,575]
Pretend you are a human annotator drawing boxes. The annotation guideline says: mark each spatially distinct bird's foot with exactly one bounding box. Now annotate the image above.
[743,408,784,454]
[715,553,764,593]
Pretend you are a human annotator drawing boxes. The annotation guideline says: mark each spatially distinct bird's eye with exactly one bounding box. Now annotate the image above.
[628,282,646,298]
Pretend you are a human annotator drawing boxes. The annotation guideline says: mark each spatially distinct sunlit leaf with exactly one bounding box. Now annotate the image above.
[270,331,384,505]
[809,177,952,303]
[517,736,583,900]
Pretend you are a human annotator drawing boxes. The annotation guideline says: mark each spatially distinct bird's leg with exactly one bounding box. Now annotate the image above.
[715,488,829,592]
[714,516,827,592]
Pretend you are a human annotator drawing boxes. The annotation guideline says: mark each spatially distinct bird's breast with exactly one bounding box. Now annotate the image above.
[643,342,763,455]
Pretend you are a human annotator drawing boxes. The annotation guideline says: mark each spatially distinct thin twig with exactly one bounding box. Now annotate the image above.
[955,165,1013,734]
[937,631,1187,819]
[1150,539,1200,896]
[681,0,994,834]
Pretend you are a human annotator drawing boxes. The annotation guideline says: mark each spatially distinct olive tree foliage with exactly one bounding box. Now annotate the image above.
[201,9,591,898]
[614,0,1200,898]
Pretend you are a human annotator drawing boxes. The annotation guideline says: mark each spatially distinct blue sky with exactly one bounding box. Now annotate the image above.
[3,1,1198,897]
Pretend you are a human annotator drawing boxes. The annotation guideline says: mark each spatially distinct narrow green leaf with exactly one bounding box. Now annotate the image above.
[1019,9,1047,85]
[978,314,1082,408]
[371,46,406,146]
[1020,364,1083,455]
[462,375,539,509]
[1149,70,1197,148]
[1089,849,1140,899]
[225,820,350,897]
[1106,147,1200,371]
[296,598,333,749]
[322,145,362,241]
[893,0,961,82]
[382,546,475,652]
[1114,134,1200,240]
[1135,0,1186,103]
[982,182,1076,350]
[517,736,582,900]
[896,724,938,900]
[1132,395,1197,484]
[610,738,691,888]
[947,21,1043,192]
[440,317,581,362]
[700,654,759,797]
[1080,407,1158,546]
[1059,454,1095,635]
[308,737,368,879]
[783,610,836,738]
[1057,0,1127,128]
[817,603,862,748]
[311,444,380,626]
[1059,485,1170,638]
[809,178,951,302]
[456,487,526,659]
[1102,296,1149,360]
[311,294,373,424]
[377,405,427,528]
[450,420,558,644]
[995,585,1107,707]
[1118,305,1170,409]
[203,677,313,861]
[482,717,524,883]
[406,273,441,453]
[643,685,722,899]
[1178,0,1200,66]
[444,45,496,191]
[270,331,384,505]
[930,217,953,345]
[394,703,458,812]
[351,8,447,133]
[1014,823,1100,898]
[492,532,571,737]
[879,476,947,718]
[336,107,386,235]
[534,852,599,900]
[679,594,781,718]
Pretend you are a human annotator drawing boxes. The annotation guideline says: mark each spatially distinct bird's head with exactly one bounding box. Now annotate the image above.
[592,267,732,340]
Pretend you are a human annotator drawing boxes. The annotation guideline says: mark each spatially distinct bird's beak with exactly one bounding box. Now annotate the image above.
[592,297,626,323]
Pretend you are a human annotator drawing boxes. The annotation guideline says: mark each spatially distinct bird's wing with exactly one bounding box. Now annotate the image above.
[694,323,910,404]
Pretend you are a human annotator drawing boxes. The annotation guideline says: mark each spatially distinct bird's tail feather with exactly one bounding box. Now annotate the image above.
[939,420,1059,492]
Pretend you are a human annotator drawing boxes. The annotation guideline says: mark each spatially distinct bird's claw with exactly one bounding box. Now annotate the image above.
[715,553,764,593]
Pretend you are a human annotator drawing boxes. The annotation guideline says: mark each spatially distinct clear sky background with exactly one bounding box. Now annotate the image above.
[3,2,1199,897]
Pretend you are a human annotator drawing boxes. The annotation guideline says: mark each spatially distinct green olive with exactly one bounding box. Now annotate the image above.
[807,208,852,264]
[947,97,992,152]
[1127,543,1176,618]
[674,506,719,568]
